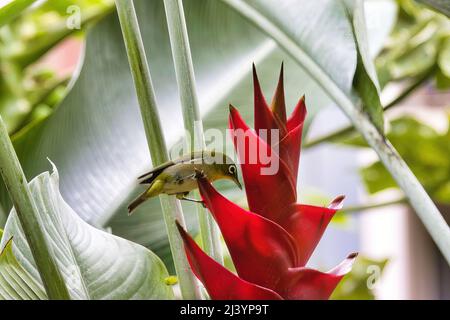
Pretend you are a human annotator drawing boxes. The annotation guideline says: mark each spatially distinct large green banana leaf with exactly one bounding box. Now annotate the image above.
[0,0,396,268]
[0,163,173,300]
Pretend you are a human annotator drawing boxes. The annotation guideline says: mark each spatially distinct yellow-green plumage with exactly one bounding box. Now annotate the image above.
[128,151,241,214]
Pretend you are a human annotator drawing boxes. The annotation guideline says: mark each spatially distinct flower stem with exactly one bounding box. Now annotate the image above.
[115,0,200,299]
[343,197,407,213]
[304,67,436,148]
[222,0,450,265]
[163,0,224,265]
[0,116,70,299]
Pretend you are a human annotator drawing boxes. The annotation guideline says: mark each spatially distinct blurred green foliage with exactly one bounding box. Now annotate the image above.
[376,0,450,89]
[0,0,113,135]
[344,115,450,204]
[331,256,388,300]
[333,1,450,206]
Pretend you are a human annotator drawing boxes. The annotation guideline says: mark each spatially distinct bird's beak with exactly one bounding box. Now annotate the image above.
[232,176,242,190]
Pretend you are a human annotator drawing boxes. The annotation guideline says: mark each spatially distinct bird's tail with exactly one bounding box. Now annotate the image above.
[128,179,164,214]
[128,192,147,215]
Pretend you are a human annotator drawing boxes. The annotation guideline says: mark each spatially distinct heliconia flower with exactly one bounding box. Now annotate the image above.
[228,65,348,265]
[176,221,283,300]
[177,64,357,300]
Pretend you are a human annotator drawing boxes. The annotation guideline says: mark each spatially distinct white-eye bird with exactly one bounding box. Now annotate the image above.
[128,151,241,214]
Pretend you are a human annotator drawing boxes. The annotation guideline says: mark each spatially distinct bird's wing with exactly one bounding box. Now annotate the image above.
[174,151,209,164]
[174,150,227,164]
[138,161,174,184]
[137,152,206,185]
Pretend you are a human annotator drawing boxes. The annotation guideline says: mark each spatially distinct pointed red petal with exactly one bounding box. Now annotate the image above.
[250,66,306,181]
[287,96,307,132]
[176,221,283,300]
[278,126,302,184]
[229,106,297,221]
[278,196,345,266]
[278,253,358,300]
[252,64,281,141]
[280,97,307,180]
[270,63,287,125]
[198,178,298,290]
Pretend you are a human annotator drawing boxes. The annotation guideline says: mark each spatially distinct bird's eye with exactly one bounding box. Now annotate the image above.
[228,166,236,174]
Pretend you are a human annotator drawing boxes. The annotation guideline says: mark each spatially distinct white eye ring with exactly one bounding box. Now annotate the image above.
[228,166,236,174]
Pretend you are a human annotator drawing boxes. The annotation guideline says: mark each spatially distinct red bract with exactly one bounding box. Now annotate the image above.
[177,65,357,300]
[176,221,283,300]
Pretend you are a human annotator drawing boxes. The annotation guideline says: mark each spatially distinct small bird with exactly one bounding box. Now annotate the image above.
[128,151,242,214]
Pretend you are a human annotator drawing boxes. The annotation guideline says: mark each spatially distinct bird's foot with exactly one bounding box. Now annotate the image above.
[194,169,206,179]
[179,196,207,208]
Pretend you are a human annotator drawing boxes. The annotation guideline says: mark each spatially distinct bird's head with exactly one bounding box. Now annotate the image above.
[223,162,242,190]
[206,151,242,190]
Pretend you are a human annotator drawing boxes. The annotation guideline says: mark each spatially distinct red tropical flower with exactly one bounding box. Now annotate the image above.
[177,64,357,300]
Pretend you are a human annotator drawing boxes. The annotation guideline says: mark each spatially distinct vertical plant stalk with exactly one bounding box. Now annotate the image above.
[222,0,450,264]
[343,197,407,213]
[115,0,200,299]
[163,0,224,264]
[0,202,6,227]
[0,116,70,299]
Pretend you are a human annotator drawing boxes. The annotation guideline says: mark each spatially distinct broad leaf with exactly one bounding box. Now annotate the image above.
[0,163,174,299]
[222,0,396,132]
[364,0,398,58]
[237,0,358,93]
[0,238,47,300]
[344,0,385,132]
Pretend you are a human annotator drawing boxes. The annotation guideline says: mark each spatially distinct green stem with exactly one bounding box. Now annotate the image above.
[343,198,407,213]
[0,0,38,27]
[163,0,224,265]
[0,202,6,227]
[0,116,70,299]
[304,126,354,149]
[222,0,450,264]
[304,67,436,148]
[115,0,200,299]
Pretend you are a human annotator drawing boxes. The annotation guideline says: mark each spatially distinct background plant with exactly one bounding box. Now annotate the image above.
[0,0,448,300]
